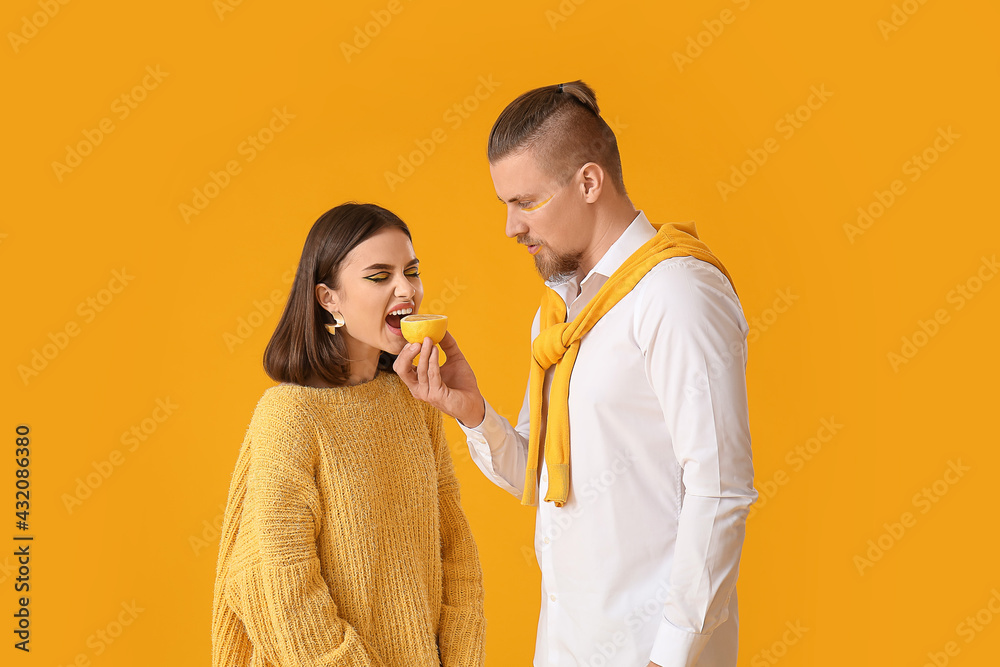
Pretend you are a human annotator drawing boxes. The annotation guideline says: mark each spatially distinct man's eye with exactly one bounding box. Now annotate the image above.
[518,201,533,209]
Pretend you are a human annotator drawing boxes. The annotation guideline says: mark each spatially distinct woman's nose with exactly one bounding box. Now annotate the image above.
[394,274,416,297]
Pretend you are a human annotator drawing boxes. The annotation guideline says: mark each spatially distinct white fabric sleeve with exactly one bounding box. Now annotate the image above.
[632,260,758,667]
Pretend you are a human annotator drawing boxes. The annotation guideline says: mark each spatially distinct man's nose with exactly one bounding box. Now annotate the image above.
[505,208,527,239]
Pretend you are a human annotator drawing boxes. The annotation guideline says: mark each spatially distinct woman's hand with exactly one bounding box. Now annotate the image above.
[393,331,486,428]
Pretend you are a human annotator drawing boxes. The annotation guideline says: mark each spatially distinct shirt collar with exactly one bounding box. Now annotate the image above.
[544,209,657,294]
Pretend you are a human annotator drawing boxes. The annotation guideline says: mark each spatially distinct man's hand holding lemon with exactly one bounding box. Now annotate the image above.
[393,328,486,429]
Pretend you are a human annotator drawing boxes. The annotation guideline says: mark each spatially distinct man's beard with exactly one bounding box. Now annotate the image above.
[534,244,583,284]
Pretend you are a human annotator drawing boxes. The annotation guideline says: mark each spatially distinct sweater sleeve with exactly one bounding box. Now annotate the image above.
[223,396,384,667]
[429,406,488,666]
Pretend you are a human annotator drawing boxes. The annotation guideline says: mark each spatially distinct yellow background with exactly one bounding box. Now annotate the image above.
[3,0,999,664]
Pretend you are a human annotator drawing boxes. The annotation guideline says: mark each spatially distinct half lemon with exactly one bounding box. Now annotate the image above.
[400,314,448,366]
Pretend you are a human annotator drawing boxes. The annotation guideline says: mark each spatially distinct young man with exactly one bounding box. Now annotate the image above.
[394,80,757,667]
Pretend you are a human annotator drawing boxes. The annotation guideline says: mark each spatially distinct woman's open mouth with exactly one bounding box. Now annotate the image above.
[385,306,413,336]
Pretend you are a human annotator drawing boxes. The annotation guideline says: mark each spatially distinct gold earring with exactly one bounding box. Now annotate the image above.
[324,311,345,335]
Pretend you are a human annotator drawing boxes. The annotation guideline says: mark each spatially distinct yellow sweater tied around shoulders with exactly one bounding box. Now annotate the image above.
[523,220,738,507]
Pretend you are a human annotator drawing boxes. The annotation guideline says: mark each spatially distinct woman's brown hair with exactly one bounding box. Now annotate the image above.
[263,202,412,387]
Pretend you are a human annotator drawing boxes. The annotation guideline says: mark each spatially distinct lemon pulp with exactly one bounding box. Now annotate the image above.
[400,314,448,366]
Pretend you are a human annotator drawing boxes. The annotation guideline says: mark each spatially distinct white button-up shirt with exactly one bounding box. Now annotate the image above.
[458,210,758,666]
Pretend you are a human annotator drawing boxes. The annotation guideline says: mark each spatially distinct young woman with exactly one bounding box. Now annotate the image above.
[211,203,486,667]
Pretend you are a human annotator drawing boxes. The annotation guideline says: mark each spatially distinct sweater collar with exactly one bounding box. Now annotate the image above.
[273,369,400,404]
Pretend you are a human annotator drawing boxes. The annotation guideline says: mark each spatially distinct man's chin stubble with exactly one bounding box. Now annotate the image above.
[534,248,583,284]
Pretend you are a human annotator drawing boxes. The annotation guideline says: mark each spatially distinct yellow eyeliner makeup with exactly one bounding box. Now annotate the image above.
[522,195,553,212]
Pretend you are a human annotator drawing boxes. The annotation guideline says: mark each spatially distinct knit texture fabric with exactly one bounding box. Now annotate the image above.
[211,370,486,666]
[523,220,737,507]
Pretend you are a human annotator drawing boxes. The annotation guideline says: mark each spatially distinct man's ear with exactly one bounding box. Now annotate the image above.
[579,162,605,203]
[315,283,340,313]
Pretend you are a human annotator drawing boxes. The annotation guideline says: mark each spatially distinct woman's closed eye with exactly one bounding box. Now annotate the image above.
[365,270,420,283]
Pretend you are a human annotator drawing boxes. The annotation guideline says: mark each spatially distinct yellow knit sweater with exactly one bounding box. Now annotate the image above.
[211,370,486,667]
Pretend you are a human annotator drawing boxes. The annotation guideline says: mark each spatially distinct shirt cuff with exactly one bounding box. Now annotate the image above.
[457,398,509,442]
[457,397,488,430]
[455,399,523,497]
[649,617,712,667]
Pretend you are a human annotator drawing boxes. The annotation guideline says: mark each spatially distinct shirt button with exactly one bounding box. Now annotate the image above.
[543,537,551,545]
[549,594,557,602]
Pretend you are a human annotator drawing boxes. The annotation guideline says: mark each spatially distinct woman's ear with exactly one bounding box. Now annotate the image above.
[315,283,340,313]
